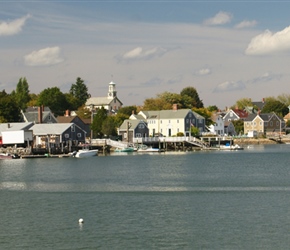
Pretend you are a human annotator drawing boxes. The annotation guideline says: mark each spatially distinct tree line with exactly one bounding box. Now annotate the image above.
[1,77,290,137]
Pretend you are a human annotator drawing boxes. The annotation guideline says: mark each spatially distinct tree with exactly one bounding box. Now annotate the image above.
[91,106,107,138]
[180,86,204,108]
[232,120,244,135]
[277,93,290,107]
[11,77,31,110]
[37,87,69,116]
[207,105,219,112]
[193,107,213,126]
[102,116,117,137]
[233,98,252,110]
[261,98,288,116]
[143,97,172,110]
[0,90,20,122]
[117,105,138,117]
[69,77,90,109]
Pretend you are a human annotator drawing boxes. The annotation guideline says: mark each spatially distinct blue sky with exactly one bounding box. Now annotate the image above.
[1,1,290,109]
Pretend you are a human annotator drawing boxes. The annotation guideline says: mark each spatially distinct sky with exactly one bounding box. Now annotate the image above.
[1,0,290,110]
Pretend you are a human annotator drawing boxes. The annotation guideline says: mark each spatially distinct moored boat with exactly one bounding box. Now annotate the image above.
[0,153,20,159]
[137,145,160,152]
[115,147,135,152]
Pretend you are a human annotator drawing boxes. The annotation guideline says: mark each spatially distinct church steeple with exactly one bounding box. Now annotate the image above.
[108,81,116,99]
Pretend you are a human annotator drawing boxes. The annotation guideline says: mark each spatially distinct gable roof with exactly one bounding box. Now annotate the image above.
[0,122,34,135]
[119,119,147,130]
[245,112,283,122]
[232,109,248,119]
[30,123,78,135]
[21,106,57,123]
[139,109,204,120]
[86,96,123,106]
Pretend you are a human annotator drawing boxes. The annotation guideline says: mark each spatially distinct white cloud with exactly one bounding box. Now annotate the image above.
[213,81,246,93]
[235,20,257,29]
[24,46,64,66]
[117,46,168,63]
[245,26,290,55]
[196,68,211,76]
[251,72,281,84]
[204,11,233,26]
[0,14,30,36]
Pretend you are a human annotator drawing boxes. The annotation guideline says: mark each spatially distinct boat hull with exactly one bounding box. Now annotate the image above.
[74,149,98,158]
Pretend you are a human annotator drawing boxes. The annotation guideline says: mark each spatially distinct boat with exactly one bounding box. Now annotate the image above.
[115,147,135,152]
[0,153,20,159]
[218,144,244,150]
[71,144,98,158]
[137,145,160,152]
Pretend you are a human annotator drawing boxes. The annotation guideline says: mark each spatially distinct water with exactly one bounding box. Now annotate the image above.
[1,144,290,249]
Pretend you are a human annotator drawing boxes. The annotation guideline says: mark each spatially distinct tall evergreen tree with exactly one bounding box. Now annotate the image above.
[11,77,31,110]
[91,107,107,138]
[69,77,90,109]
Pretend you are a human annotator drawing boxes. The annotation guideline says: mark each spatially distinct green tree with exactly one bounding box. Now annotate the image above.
[69,77,90,109]
[193,107,213,126]
[143,97,172,110]
[190,126,200,137]
[261,99,288,116]
[277,93,290,107]
[180,86,204,108]
[37,87,69,116]
[232,120,244,135]
[117,105,138,117]
[207,105,219,112]
[102,116,117,137]
[0,90,20,122]
[233,98,252,110]
[91,106,107,138]
[11,77,31,110]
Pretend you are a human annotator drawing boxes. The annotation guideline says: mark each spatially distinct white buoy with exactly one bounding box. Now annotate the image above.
[79,218,84,224]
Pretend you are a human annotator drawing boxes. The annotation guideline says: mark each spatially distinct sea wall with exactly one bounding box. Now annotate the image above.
[234,138,290,145]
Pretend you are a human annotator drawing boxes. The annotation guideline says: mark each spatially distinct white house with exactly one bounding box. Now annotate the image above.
[129,105,205,137]
[85,81,123,113]
[208,113,224,135]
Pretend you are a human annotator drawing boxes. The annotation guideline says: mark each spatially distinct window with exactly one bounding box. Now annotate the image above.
[77,133,82,138]
[270,121,273,126]
[65,134,69,138]
[71,125,75,132]
[186,119,189,123]
[135,133,141,137]
[139,124,144,129]
[48,113,51,120]
[276,121,279,126]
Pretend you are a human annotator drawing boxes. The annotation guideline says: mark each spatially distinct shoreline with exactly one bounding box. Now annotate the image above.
[234,138,290,145]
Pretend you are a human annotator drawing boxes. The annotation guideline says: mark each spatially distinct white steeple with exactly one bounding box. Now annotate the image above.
[108,81,116,99]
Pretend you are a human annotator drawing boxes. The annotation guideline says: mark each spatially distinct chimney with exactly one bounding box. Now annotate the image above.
[172,104,178,111]
[65,110,70,117]
[38,106,43,124]
[7,123,10,128]
[132,110,135,115]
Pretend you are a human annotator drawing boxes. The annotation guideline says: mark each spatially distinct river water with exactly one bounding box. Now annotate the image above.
[1,144,290,249]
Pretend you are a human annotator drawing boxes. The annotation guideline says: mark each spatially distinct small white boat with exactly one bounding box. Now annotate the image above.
[71,144,98,158]
[137,145,160,152]
[219,144,243,150]
[115,147,135,152]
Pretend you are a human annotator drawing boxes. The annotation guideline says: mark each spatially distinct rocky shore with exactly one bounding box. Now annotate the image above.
[234,137,290,146]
